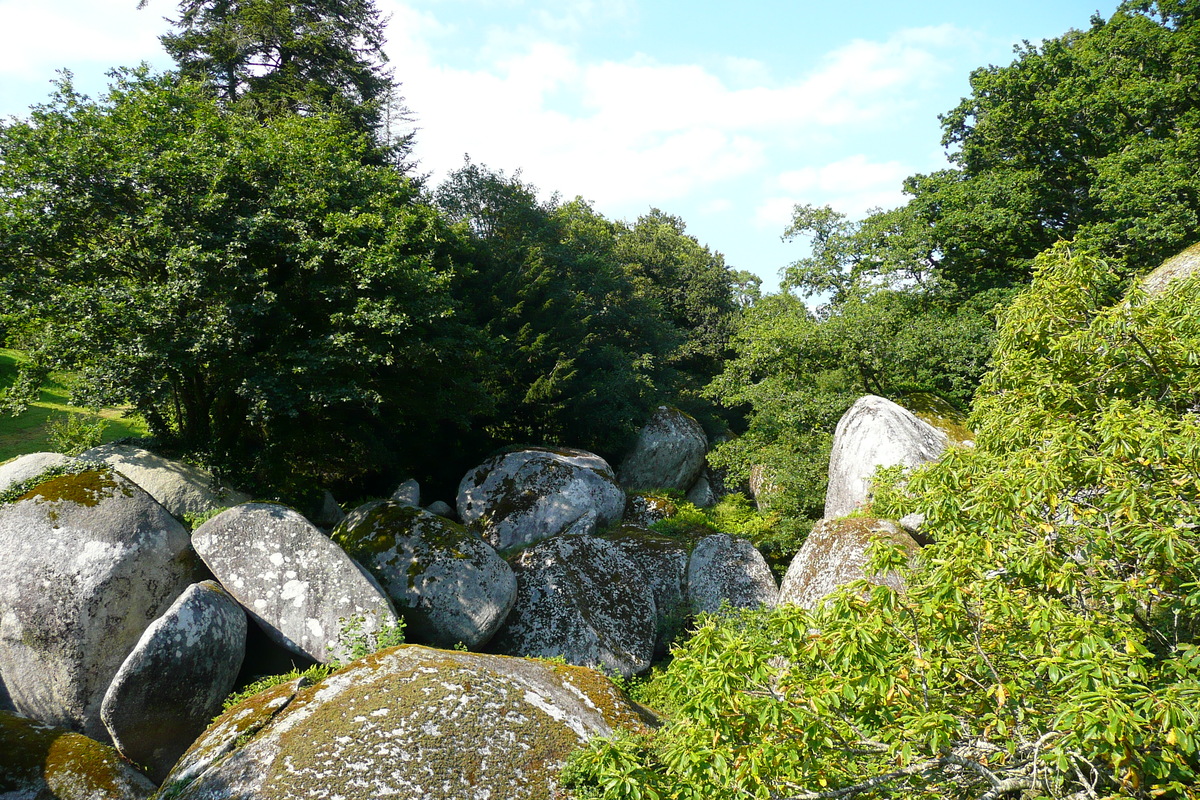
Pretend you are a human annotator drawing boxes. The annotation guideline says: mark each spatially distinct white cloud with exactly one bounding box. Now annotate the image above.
[754,155,913,230]
[385,12,971,211]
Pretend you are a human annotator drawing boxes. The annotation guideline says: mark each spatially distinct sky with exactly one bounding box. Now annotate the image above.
[0,0,1125,290]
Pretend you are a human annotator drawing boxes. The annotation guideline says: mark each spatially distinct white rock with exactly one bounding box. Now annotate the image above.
[80,444,248,519]
[618,406,708,492]
[687,534,778,615]
[779,517,919,610]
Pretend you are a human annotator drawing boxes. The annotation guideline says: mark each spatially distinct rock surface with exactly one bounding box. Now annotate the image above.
[100,580,247,783]
[192,503,399,664]
[623,493,677,528]
[158,645,655,800]
[0,710,156,800]
[457,448,625,552]
[489,535,656,676]
[687,534,779,615]
[618,406,709,492]
[332,502,516,650]
[80,443,248,519]
[392,478,421,507]
[601,528,690,659]
[779,517,920,610]
[0,452,74,495]
[824,395,948,520]
[0,468,196,741]
[685,475,716,507]
[1142,241,1200,297]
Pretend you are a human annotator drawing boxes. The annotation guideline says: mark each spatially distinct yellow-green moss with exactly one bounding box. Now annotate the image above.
[17,468,133,508]
[897,392,974,446]
[0,711,152,798]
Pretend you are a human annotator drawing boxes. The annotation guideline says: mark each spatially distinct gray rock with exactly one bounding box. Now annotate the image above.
[332,502,516,650]
[685,475,716,507]
[0,452,74,495]
[687,534,778,615]
[748,464,781,511]
[899,512,927,537]
[392,478,420,506]
[158,645,655,800]
[100,580,247,783]
[490,535,656,677]
[779,517,920,610]
[0,710,156,799]
[1142,242,1200,297]
[80,443,249,519]
[824,395,948,520]
[426,499,455,518]
[311,490,346,528]
[623,493,677,528]
[601,528,690,659]
[0,467,196,742]
[618,406,709,492]
[191,503,399,664]
[457,447,625,552]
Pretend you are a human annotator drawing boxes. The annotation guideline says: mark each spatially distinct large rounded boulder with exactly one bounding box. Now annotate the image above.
[191,503,399,664]
[779,517,920,610]
[332,501,516,650]
[100,580,247,783]
[0,467,196,741]
[457,448,625,552]
[824,395,949,520]
[489,535,657,677]
[687,534,779,616]
[0,710,156,800]
[157,645,655,800]
[80,443,248,520]
[618,406,709,493]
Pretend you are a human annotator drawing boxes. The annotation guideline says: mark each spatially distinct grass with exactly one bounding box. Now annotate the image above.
[0,348,147,463]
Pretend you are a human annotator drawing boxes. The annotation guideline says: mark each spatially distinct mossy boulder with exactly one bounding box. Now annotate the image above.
[1141,241,1200,296]
[80,444,248,520]
[778,517,920,610]
[687,533,778,615]
[101,580,247,783]
[457,448,625,552]
[331,501,516,650]
[623,492,678,527]
[0,710,156,800]
[824,395,949,520]
[0,468,197,742]
[599,527,690,659]
[155,645,656,800]
[191,503,399,664]
[618,406,708,493]
[489,535,657,677]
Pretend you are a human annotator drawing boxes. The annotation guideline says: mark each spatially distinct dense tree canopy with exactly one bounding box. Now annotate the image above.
[0,70,479,493]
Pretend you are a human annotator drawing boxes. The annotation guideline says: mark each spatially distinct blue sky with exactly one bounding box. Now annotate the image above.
[0,0,1123,289]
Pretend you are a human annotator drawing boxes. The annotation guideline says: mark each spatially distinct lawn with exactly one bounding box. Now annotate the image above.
[0,348,147,463]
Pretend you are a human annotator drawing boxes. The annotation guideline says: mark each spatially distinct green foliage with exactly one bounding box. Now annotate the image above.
[1,70,483,495]
[569,243,1200,799]
[154,0,402,149]
[220,663,335,713]
[331,612,406,665]
[180,505,230,532]
[46,413,107,456]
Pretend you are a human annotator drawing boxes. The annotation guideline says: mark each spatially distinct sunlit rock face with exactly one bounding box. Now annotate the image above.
[191,503,398,664]
[158,645,657,800]
[0,467,196,743]
[456,447,625,552]
[686,533,779,616]
[779,517,920,611]
[824,395,948,520]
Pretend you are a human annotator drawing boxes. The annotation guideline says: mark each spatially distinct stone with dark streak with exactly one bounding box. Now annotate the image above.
[101,580,247,783]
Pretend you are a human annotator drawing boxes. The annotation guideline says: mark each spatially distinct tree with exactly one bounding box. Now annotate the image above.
[0,70,481,493]
[435,162,679,459]
[150,0,400,146]
[566,243,1200,800]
